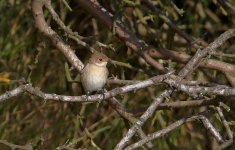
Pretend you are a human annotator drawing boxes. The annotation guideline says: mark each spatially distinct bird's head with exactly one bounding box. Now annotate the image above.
[89,52,109,67]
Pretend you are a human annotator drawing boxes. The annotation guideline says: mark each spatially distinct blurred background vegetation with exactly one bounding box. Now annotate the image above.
[0,0,235,149]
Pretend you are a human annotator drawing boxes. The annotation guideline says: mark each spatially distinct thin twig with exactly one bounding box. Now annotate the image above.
[0,140,33,150]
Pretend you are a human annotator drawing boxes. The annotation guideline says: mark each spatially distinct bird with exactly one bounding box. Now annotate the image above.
[81,52,109,95]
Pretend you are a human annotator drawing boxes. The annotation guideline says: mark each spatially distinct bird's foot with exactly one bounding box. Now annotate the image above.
[97,89,106,103]
[85,91,91,101]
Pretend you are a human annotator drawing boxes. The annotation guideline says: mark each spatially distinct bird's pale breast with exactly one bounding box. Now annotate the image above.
[81,63,108,93]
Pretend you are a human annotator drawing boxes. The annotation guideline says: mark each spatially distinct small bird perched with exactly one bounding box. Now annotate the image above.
[81,52,109,95]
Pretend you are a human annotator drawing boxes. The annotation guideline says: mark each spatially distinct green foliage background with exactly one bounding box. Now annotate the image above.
[0,0,235,149]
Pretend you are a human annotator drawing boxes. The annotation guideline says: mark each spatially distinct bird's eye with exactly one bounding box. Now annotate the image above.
[99,58,103,61]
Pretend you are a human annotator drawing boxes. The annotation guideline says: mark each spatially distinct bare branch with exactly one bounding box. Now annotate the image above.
[115,27,235,150]
[165,78,235,97]
[0,72,172,103]
[125,113,223,150]
[31,0,84,73]
[107,97,154,148]
[114,90,172,150]
[43,0,96,53]
[215,139,234,150]
[109,77,235,97]
[147,48,235,87]
[157,98,220,109]
[0,140,32,150]
[200,115,224,143]
[216,107,233,139]
[178,29,235,77]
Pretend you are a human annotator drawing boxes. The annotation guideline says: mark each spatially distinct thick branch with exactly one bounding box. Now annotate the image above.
[31,0,84,73]
[0,73,172,103]
[165,78,235,97]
